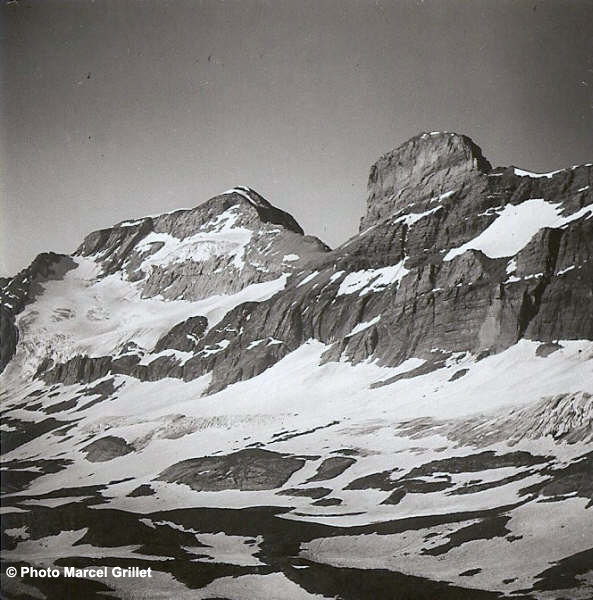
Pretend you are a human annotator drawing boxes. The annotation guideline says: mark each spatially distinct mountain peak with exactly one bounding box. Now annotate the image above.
[360,131,491,231]
[216,186,304,235]
[71,186,326,303]
[222,186,273,209]
[380,131,492,172]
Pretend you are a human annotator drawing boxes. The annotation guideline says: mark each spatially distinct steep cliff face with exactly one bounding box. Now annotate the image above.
[360,131,492,231]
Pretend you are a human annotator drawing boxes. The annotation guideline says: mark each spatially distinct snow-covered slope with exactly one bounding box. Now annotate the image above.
[1,133,592,600]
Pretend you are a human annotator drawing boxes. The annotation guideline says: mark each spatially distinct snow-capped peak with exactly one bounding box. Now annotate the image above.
[222,186,272,210]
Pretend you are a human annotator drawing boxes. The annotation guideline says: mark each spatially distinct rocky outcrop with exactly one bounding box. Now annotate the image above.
[41,355,113,386]
[306,457,356,482]
[0,305,17,375]
[157,448,306,491]
[154,316,208,352]
[0,253,77,374]
[83,436,134,462]
[360,131,491,231]
[211,186,304,234]
[39,351,184,385]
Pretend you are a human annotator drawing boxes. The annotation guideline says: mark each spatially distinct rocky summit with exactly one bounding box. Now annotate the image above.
[1,132,592,600]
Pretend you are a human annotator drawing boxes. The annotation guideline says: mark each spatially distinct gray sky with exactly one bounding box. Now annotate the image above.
[2,0,592,276]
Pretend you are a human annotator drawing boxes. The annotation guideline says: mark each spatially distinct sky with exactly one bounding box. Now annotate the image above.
[1,0,592,276]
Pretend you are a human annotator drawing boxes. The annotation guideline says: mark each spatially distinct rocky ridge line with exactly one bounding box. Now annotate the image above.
[5,132,593,394]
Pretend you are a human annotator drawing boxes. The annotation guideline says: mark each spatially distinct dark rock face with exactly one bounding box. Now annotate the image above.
[312,497,343,506]
[306,457,356,482]
[526,452,593,507]
[157,449,306,491]
[154,316,208,352]
[41,355,113,386]
[221,186,305,234]
[276,487,332,499]
[345,470,402,492]
[40,351,183,386]
[0,305,17,375]
[360,132,492,232]
[404,451,550,477]
[83,436,134,462]
[127,484,156,497]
